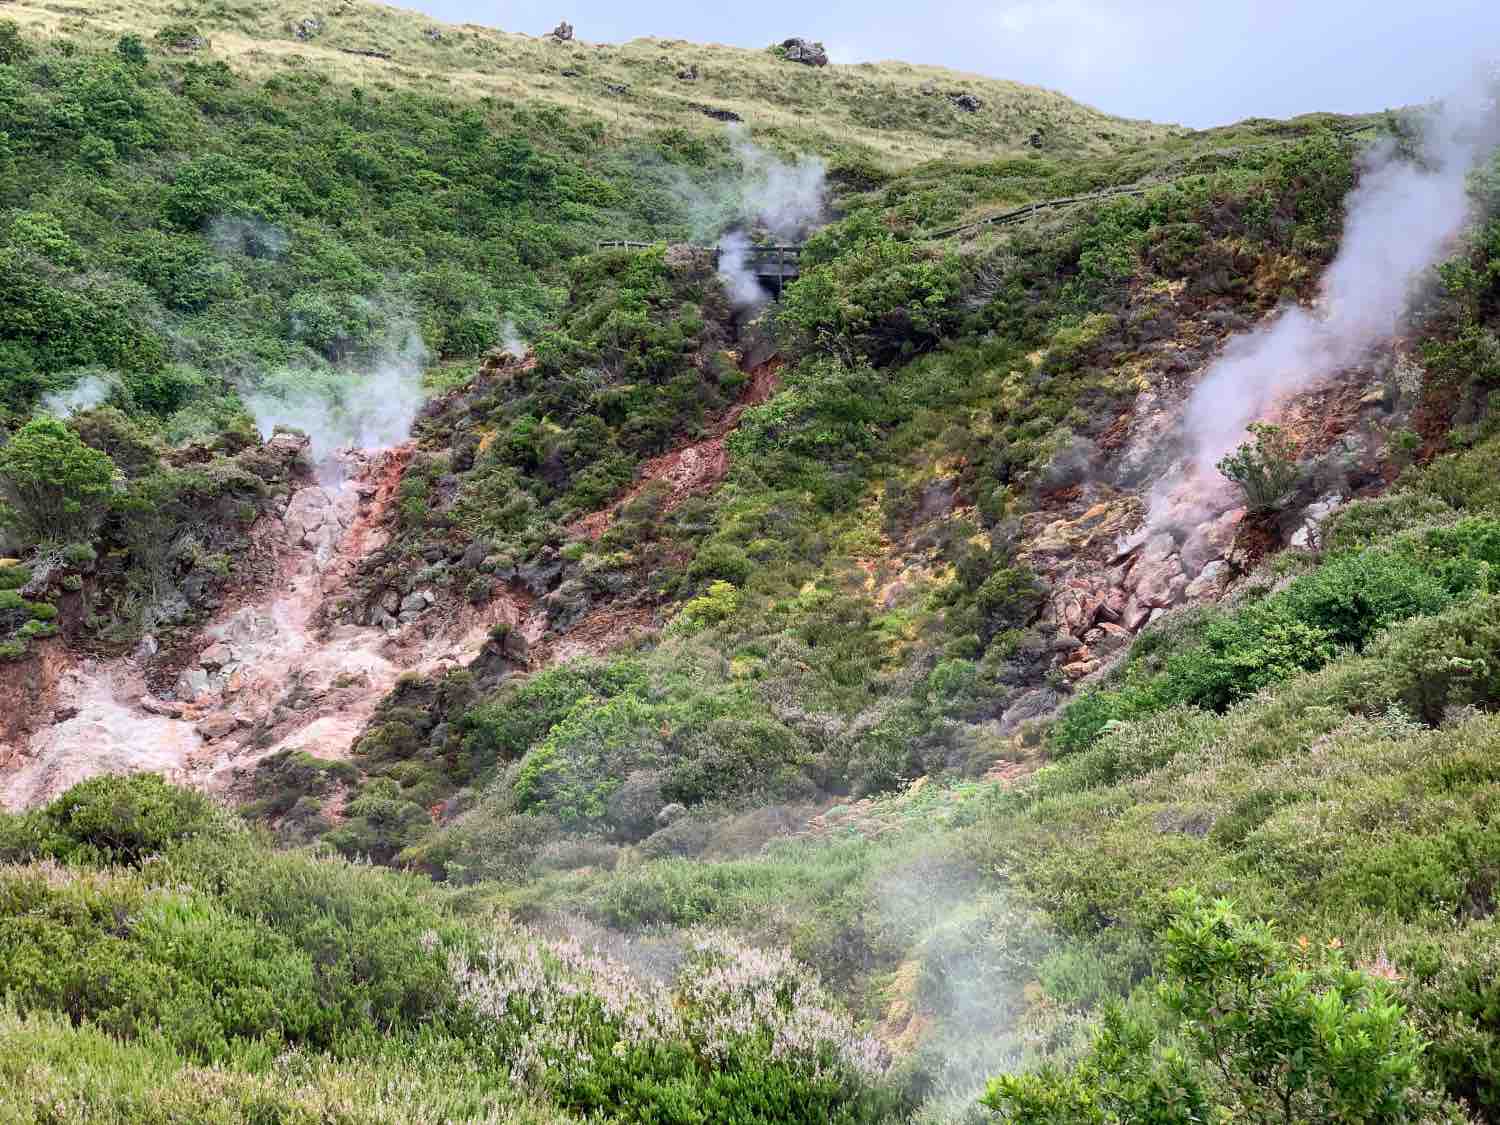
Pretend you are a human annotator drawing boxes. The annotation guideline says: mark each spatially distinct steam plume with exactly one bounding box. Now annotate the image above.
[716,231,769,308]
[650,125,827,309]
[499,317,528,360]
[209,216,290,260]
[726,125,827,241]
[1144,82,1498,534]
[245,328,427,477]
[42,373,116,418]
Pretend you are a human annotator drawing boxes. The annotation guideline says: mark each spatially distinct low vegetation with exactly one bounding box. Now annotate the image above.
[4,6,1500,1125]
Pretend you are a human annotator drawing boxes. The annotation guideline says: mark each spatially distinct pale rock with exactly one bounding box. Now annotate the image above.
[1185,560,1229,601]
[656,802,688,827]
[199,642,233,669]
[1180,507,1243,577]
[1133,552,1185,608]
[1063,659,1101,680]
[1289,493,1343,550]
[1121,596,1152,632]
[176,668,211,702]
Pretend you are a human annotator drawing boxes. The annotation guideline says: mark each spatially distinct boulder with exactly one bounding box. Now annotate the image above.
[676,63,698,81]
[544,578,593,631]
[948,92,982,112]
[175,668,211,702]
[1130,534,1186,608]
[518,551,563,596]
[1120,596,1152,632]
[656,802,688,828]
[1062,658,1101,681]
[197,713,243,741]
[549,19,574,41]
[780,37,829,66]
[1180,508,1243,577]
[1289,493,1343,550]
[1184,560,1228,601]
[140,695,190,719]
[399,592,428,615]
[199,642,233,669]
[693,103,742,122]
[292,16,321,41]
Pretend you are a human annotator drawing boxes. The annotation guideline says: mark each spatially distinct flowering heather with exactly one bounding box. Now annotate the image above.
[447,925,889,1090]
[447,925,682,1084]
[678,932,892,1081]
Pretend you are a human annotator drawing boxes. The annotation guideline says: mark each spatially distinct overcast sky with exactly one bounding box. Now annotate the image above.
[405,0,1498,128]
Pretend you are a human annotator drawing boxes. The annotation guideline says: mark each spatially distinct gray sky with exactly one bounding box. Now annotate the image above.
[406,0,1498,128]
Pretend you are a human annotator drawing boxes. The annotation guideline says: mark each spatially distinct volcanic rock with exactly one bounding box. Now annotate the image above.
[780,38,829,66]
[199,642,233,669]
[1289,493,1343,550]
[1184,560,1228,601]
[197,713,243,741]
[1180,507,1243,577]
[176,668,211,702]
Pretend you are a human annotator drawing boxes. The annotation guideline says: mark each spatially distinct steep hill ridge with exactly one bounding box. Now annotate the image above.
[4,0,1181,163]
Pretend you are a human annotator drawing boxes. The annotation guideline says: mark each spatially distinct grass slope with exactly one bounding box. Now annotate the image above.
[4,0,1181,164]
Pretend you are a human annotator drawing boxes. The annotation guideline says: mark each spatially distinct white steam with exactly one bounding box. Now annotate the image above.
[209,216,290,259]
[727,125,827,241]
[1144,85,1498,533]
[499,317,528,360]
[655,125,827,309]
[716,231,769,308]
[42,373,116,418]
[245,329,427,476]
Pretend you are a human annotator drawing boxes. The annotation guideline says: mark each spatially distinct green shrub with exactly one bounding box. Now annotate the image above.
[984,893,1443,1124]
[28,774,222,866]
[1361,595,1500,723]
[1054,535,1490,752]
[1217,422,1300,514]
[0,416,118,546]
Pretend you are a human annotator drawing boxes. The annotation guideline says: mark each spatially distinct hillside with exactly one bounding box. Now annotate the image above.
[2,5,1500,1124]
[2,0,1182,165]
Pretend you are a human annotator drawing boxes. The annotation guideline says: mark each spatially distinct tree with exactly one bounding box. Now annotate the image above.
[984,892,1445,1124]
[0,416,118,547]
[1218,422,1300,514]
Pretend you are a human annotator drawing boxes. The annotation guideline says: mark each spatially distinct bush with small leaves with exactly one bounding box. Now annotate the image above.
[0,416,118,547]
[984,892,1447,1124]
[1217,422,1301,514]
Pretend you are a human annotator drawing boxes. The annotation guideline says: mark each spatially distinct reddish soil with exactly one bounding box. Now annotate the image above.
[0,643,68,767]
[574,358,782,541]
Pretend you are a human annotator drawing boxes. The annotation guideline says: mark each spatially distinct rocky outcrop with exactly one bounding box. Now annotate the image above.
[549,20,574,42]
[948,92,982,113]
[291,17,321,41]
[779,38,829,67]
[692,103,742,123]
